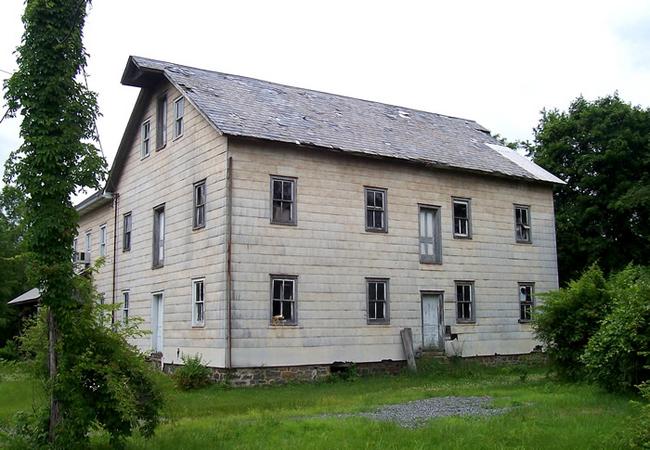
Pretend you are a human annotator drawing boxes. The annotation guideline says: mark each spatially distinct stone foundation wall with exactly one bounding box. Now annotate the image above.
[164,359,406,387]
[461,351,547,366]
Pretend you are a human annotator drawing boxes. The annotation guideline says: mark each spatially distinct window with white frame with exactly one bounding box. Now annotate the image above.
[141,120,151,158]
[365,187,387,232]
[173,97,184,138]
[84,230,91,261]
[123,212,132,252]
[515,205,531,243]
[270,176,296,225]
[192,279,205,326]
[367,278,389,324]
[153,205,165,268]
[419,205,441,264]
[519,283,534,322]
[156,94,167,149]
[122,291,130,323]
[456,281,475,323]
[453,198,471,238]
[99,224,107,257]
[271,276,297,325]
[193,180,206,229]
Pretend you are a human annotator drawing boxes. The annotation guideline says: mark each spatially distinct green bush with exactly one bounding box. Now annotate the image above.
[173,354,212,390]
[0,339,20,361]
[582,266,650,392]
[630,381,650,448]
[533,265,611,379]
[14,270,164,449]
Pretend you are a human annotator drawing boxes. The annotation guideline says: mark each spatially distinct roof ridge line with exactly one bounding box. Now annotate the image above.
[130,55,485,127]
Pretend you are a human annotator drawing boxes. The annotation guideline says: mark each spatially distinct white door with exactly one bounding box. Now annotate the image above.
[422,293,443,350]
[152,293,164,353]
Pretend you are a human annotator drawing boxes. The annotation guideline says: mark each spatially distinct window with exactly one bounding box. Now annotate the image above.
[270,276,297,325]
[84,231,91,261]
[156,95,167,149]
[193,180,206,229]
[141,120,151,158]
[173,97,184,138]
[519,283,534,322]
[419,206,442,264]
[73,237,77,253]
[367,278,389,324]
[270,176,296,225]
[192,279,205,326]
[453,198,471,238]
[515,205,531,243]
[365,187,387,232]
[153,205,165,268]
[123,212,132,252]
[122,291,130,323]
[455,281,475,323]
[99,224,107,257]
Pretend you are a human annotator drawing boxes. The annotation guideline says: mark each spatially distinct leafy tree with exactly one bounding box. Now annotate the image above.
[2,1,161,447]
[581,265,650,392]
[0,187,28,349]
[532,265,611,380]
[526,94,650,284]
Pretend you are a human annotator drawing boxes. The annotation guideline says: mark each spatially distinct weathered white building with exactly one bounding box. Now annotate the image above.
[75,56,563,380]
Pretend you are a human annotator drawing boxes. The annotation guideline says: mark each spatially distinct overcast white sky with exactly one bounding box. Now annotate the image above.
[1,0,649,191]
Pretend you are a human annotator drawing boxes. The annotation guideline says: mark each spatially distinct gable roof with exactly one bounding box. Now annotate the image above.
[106,56,563,191]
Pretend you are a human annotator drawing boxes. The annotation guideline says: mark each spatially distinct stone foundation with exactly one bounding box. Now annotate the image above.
[461,351,547,366]
[164,359,406,387]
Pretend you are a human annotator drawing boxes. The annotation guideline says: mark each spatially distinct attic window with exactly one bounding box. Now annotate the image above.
[156,95,167,149]
[141,120,151,158]
[173,97,184,139]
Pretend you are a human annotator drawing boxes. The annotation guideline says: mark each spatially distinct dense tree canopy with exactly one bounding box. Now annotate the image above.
[527,94,650,283]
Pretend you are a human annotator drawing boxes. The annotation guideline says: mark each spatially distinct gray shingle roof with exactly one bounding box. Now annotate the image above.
[120,56,563,185]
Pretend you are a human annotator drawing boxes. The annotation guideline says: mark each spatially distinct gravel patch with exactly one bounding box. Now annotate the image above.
[326,396,507,428]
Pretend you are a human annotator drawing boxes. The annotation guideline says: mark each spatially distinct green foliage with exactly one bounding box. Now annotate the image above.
[532,265,610,379]
[630,381,650,448]
[15,270,164,449]
[581,266,650,392]
[173,354,213,391]
[0,187,28,348]
[527,94,650,284]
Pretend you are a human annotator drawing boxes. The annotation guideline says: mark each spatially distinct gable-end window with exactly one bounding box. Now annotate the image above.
[193,180,206,229]
[141,120,151,158]
[270,176,296,225]
[173,97,184,138]
[515,205,531,243]
[519,283,534,323]
[84,230,92,261]
[365,187,387,232]
[419,205,442,264]
[156,94,167,149]
[192,278,205,327]
[271,276,297,325]
[367,278,389,324]
[455,281,475,323]
[99,224,107,257]
[153,205,165,268]
[123,212,132,252]
[122,291,130,323]
[453,198,471,238]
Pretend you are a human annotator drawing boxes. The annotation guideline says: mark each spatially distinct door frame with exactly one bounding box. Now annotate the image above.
[152,290,164,353]
[420,290,445,350]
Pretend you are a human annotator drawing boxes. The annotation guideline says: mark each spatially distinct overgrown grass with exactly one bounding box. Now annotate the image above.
[0,359,643,449]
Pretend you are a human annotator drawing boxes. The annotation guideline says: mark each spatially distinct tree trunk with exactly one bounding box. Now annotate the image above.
[47,308,60,442]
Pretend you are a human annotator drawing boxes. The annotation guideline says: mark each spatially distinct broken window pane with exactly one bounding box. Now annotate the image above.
[271,177,296,224]
[515,206,531,242]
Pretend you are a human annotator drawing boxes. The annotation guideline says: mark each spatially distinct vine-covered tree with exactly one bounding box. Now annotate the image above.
[4,1,162,447]
[526,94,650,284]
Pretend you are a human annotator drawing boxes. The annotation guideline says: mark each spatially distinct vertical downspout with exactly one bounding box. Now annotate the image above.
[111,193,119,325]
[225,155,233,369]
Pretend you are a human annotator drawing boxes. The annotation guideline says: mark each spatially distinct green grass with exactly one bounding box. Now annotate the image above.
[0,359,641,449]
